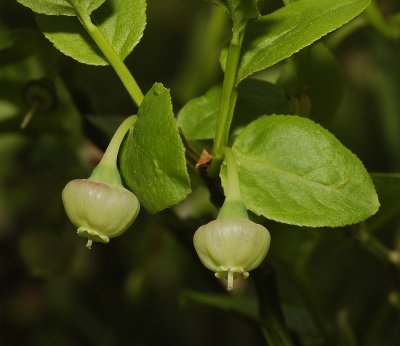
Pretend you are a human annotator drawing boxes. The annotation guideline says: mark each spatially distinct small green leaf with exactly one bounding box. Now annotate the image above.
[16,0,105,16]
[36,0,146,65]
[228,0,260,32]
[120,83,191,213]
[177,79,294,140]
[221,115,379,227]
[229,0,370,83]
[177,85,221,140]
[205,0,259,32]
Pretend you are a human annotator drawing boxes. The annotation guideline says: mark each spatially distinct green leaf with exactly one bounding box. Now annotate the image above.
[177,85,220,141]
[120,83,191,213]
[36,0,147,65]
[16,0,105,16]
[231,0,370,83]
[228,0,260,32]
[177,79,294,140]
[221,115,379,227]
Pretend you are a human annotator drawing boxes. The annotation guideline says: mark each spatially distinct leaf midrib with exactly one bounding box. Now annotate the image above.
[234,149,350,193]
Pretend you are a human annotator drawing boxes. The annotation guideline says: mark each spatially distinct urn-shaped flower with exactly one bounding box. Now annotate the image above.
[193,147,271,290]
[194,218,270,290]
[62,178,140,245]
[62,116,140,248]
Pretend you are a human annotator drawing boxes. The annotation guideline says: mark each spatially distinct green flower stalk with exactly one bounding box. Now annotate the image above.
[193,147,271,290]
[62,116,139,249]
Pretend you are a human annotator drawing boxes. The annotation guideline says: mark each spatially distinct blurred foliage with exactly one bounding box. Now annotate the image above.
[1,0,400,345]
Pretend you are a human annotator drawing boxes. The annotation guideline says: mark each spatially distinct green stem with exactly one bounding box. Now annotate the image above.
[210,29,245,176]
[223,147,241,202]
[101,115,137,167]
[89,116,137,185]
[218,147,247,220]
[69,0,144,107]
